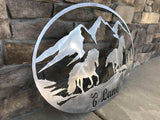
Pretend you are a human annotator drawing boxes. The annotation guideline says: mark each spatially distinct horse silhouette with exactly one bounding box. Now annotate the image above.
[105,35,126,73]
[67,48,99,94]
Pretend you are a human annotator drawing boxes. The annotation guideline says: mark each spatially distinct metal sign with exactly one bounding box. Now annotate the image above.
[32,3,134,113]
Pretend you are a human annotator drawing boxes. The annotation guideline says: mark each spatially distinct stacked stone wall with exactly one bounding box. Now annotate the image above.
[0,0,159,119]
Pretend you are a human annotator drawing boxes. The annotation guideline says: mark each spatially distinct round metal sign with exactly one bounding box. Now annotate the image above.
[32,3,134,113]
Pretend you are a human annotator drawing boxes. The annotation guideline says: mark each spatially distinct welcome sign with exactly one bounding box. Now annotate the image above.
[32,3,134,113]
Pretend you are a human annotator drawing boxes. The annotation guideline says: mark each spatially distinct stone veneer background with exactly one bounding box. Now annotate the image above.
[0,0,160,119]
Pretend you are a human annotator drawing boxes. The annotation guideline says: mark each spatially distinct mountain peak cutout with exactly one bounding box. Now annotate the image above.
[36,16,129,72]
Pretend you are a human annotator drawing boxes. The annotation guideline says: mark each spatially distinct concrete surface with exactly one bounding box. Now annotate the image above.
[12,56,160,120]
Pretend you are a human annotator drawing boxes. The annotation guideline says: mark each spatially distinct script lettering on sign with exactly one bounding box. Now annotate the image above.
[91,87,119,107]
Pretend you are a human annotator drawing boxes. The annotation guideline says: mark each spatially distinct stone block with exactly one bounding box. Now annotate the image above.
[0,64,37,103]
[0,64,46,100]
[118,0,135,5]
[136,44,155,53]
[132,12,142,23]
[142,44,155,53]
[0,89,47,120]
[51,0,63,2]
[11,20,73,40]
[134,28,147,48]
[153,0,160,13]
[94,10,112,22]
[115,5,134,23]
[144,5,152,12]
[65,0,112,6]
[0,0,10,39]
[6,0,53,19]
[146,0,154,6]
[95,23,107,42]
[0,41,2,68]
[154,33,160,39]
[44,21,74,39]
[140,12,160,24]
[65,0,103,3]
[153,37,160,44]
[0,65,33,89]
[4,41,56,65]
[134,53,152,66]
[35,0,63,2]
[146,35,153,43]
[134,0,146,12]
[0,64,46,119]
[0,19,11,39]
[4,42,34,65]
[128,24,147,31]
[103,0,112,6]
[157,24,160,33]
[54,5,94,22]
[147,24,157,34]
[155,44,160,56]
[0,0,8,19]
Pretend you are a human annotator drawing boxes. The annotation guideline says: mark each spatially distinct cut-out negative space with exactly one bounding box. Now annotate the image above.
[32,3,134,113]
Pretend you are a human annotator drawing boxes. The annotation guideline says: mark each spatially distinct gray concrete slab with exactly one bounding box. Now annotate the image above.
[95,56,160,120]
[12,105,102,120]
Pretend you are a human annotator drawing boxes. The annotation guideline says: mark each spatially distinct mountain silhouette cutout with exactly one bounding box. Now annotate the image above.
[36,16,129,73]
